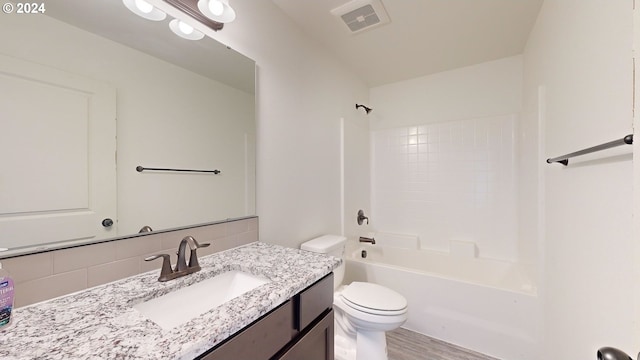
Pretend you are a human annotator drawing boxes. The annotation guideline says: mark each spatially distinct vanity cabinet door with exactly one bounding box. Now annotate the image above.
[199,300,294,360]
[275,309,334,360]
[296,273,333,331]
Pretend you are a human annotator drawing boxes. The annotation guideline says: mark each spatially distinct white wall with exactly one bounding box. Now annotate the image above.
[188,0,370,248]
[343,114,372,240]
[370,56,523,130]
[523,0,635,357]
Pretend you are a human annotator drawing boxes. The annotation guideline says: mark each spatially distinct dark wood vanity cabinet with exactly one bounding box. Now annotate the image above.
[197,273,334,360]
[275,309,334,360]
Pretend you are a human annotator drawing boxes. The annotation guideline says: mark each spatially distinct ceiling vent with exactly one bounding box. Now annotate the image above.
[331,0,390,34]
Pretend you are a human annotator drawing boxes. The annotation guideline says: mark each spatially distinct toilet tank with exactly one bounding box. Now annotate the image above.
[301,235,346,290]
[301,235,347,257]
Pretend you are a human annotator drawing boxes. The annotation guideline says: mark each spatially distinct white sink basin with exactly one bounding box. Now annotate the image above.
[133,270,271,330]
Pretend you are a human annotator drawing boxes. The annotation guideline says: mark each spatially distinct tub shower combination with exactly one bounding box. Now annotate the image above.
[343,233,539,360]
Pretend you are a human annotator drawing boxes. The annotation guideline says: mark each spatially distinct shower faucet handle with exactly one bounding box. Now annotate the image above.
[357,210,369,225]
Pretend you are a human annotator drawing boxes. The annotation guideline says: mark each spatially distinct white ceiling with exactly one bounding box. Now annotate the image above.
[272,0,544,87]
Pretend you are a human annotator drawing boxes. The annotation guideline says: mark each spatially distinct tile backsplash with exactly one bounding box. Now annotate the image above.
[2,217,258,307]
[372,115,518,260]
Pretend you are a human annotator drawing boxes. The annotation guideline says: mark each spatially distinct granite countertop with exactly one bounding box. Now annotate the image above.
[0,242,341,360]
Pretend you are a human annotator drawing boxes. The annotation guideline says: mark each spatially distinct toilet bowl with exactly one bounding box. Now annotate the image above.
[301,235,408,360]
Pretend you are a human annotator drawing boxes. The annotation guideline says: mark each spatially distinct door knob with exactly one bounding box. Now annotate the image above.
[102,218,114,227]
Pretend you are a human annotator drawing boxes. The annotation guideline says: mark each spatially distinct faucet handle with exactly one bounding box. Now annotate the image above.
[190,238,210,250]
[144,254,174,282]
[357,209,369,225]
[187,239,210,269]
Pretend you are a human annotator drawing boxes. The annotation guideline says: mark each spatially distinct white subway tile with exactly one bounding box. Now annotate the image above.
[372,116,517,259]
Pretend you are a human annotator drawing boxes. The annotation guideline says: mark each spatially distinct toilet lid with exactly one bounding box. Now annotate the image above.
[341,282,407,315]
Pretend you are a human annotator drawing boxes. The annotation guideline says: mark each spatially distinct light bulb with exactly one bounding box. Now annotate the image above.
[134,0,153,13]
[197,0,235,23]
[178,21,194,35]
[208,0,224,16]
[169,19,204,40]
[123,0,166,21]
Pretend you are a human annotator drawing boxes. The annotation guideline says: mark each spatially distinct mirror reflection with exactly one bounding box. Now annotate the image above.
[0,0,256,256]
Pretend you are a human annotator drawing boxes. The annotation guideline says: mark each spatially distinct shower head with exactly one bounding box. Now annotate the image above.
[356,103,372,114]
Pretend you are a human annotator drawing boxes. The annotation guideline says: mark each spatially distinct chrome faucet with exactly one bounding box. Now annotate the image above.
[359,236,375,245]
[145,236,210,282]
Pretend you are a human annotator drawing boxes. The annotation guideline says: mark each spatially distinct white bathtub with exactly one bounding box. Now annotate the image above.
[343,240,539,360]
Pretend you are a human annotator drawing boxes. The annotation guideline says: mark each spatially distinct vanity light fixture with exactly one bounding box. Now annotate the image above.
[197,0,236,23]
[169,19,205,40]
[122,0,167,21]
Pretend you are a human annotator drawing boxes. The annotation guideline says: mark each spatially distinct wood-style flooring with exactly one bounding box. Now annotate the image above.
[386,328,500,360]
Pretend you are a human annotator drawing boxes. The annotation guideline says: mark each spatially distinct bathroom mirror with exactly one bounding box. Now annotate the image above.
[0,0,255,257]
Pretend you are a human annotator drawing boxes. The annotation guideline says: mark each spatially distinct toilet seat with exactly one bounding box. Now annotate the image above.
[334,294,408,331]
[341,282,407,316]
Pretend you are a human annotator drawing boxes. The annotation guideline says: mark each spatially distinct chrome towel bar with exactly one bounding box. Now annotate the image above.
[546,134,633,166]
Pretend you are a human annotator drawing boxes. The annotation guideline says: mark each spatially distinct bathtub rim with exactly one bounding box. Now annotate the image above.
[345,243,538,296]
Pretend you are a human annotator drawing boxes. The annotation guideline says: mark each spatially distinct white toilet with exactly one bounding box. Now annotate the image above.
[301,235,408,360]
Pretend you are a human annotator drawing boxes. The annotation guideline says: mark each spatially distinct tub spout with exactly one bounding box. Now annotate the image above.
[359,236,375,245]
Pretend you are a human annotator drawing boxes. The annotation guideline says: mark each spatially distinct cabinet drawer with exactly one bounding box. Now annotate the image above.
[296,273,333,331]
[276,309,334,360]
[199,300,294,360]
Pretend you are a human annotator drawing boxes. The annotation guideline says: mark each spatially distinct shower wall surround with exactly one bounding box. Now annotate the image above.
[369,55,524,263]
[372,115,518,261]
